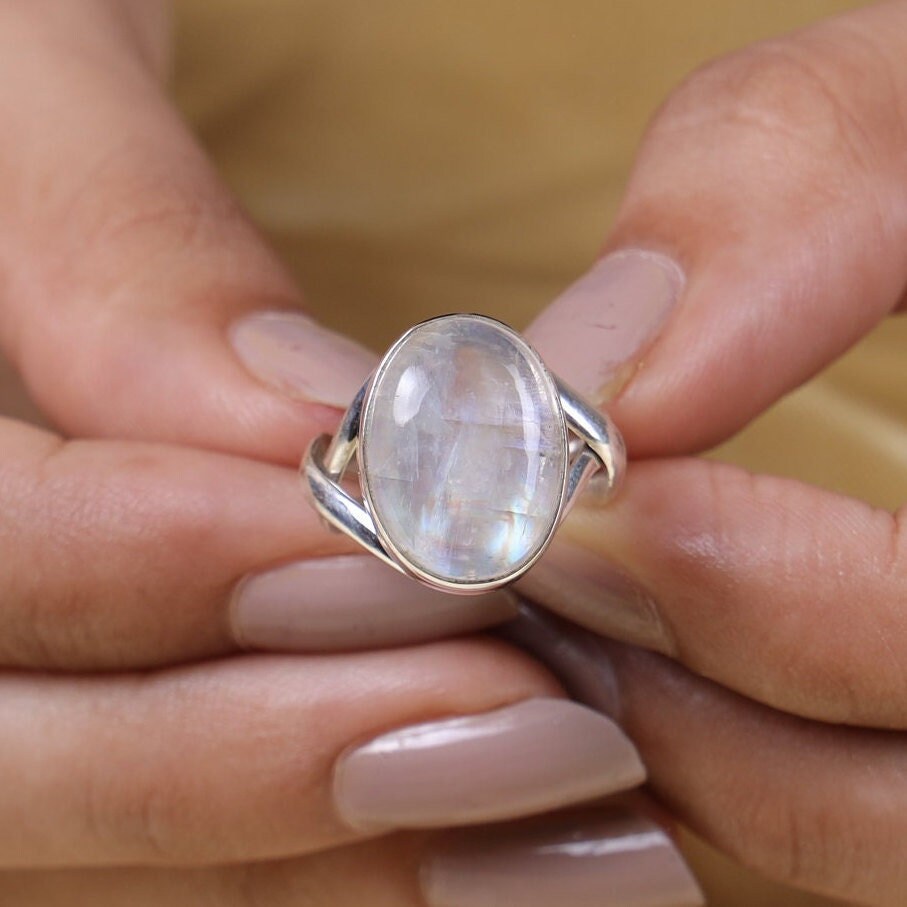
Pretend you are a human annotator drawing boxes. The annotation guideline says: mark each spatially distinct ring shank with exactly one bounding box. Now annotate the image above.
[302,371,626,590]
[556,378,626,512]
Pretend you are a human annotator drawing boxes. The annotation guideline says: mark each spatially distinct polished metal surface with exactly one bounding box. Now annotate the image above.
[302,316,626,594]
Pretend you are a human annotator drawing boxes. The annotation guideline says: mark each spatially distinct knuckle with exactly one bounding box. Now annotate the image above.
[20,136,249,327]
[90,448,223,600]
[9,442,221,668]
[12,141,272,426]
[56,442,218,565]
[648,36,892,201]
[121,781,180,862]
[82,756,180,862]
[54,137,247,270]
[0,441,105,667]
[676,41,835,130]
[734,788,865,895]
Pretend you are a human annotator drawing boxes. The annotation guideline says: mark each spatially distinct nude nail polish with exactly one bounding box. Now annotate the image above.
[422,808,704,907]
[332,699,645,831]
[229,310,377,409]
[231,555,517,651]
[517,539,673,654]
[527,250,684,403]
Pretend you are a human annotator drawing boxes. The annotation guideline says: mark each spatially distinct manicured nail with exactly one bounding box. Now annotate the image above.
[230,555,518,651]
[517,539,674,654]
[229,310,378,409]
[422,808,704,907]
[527,250,684,403]
[333,698,645,831]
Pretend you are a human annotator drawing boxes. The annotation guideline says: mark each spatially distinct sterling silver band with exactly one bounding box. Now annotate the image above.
[302,315,626,595]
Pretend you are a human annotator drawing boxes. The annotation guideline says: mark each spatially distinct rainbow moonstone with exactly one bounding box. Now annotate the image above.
[360,315,567,586]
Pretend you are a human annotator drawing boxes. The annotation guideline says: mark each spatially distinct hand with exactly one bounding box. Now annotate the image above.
[0,3,692,905]
[517,2,907,904]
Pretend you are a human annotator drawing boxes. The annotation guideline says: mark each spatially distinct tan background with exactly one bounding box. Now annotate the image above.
[172,1,906,903]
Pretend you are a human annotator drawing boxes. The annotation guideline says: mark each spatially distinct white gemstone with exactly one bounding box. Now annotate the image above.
[360,315,567,585]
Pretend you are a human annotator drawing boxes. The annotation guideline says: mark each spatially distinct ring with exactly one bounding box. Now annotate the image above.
[302,313,626,594]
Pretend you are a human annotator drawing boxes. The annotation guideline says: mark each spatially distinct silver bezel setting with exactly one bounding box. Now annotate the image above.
[303,313,626,595]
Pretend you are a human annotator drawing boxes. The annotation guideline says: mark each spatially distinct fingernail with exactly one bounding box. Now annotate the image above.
[422,808,704,907]
[527,250,684,403]
[517,540,674,654]
[229,310,378,409]
[333,698,645,831]
[230,555,518,652]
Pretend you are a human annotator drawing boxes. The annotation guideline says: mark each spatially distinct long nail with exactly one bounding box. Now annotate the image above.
[422,808,704,907]
[229,310,377,409]
[231,555,518,651]
[527,250,684,404]
[517,539,674,654]
[333,699,645,831]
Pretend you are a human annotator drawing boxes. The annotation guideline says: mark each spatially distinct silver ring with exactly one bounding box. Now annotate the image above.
[302,313,626,594]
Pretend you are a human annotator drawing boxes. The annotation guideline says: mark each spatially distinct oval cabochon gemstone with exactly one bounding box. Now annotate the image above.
[360,315,567,585]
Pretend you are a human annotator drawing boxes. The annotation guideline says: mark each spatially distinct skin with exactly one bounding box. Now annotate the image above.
[523,1,907,904]
[0,1,569,901]
[0,0,905,905]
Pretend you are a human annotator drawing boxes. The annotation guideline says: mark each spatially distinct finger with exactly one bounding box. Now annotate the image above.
[0,417,519,670]
[0,814,694,907]
[231,554,517,654]
[0,836,433,907]
[0,4,524,668]
[521,457,907,727]
[0,3,374,463]
[506,604,907,906]
[0,643,650,867]
[421,807,702,907]
[0,350,45,425]
[527,0,907,456]
[0,810,701,907]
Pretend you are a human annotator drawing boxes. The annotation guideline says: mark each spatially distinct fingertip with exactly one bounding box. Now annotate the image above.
[228,555,518,654]
[527,249,685,409]
[35,300,353,465]
[228,309,378,411]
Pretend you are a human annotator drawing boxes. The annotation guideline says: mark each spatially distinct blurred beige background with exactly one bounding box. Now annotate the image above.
[172,2,906,903]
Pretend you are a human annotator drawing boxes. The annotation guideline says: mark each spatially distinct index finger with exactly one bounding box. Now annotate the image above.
[0,3,373,463]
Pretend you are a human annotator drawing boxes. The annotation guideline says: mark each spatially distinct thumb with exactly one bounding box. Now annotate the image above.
[0,3,375,464]
[527,1,907,458]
